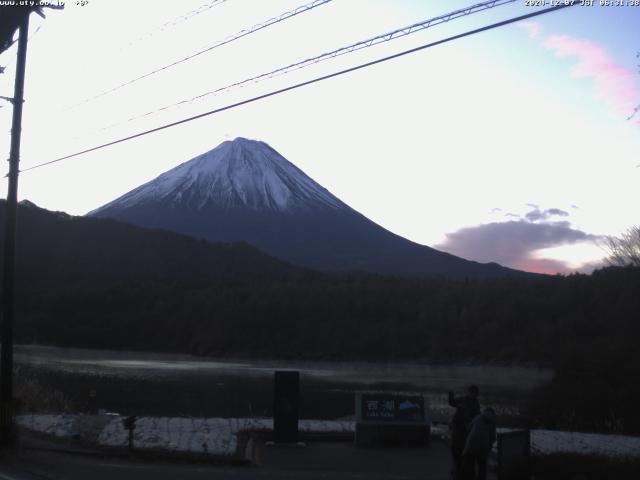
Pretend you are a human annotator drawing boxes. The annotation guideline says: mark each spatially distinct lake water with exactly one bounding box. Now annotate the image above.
[15,345,553,421]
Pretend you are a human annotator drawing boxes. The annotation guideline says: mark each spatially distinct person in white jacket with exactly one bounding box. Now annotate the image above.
[460,407,497,480]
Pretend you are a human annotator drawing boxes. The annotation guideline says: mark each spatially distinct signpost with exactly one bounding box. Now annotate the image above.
[122,415,137,452]
[88,388,97,414]
[355,393,431,446]
[273,371,300,445]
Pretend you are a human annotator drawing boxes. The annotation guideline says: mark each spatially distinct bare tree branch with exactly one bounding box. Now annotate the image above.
[605,226,640,267]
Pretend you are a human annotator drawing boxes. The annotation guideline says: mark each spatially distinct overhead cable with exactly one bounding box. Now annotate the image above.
[20,3,577,174]
[66,0,333,108]
[122,0,228,50]
[100,0,518,131]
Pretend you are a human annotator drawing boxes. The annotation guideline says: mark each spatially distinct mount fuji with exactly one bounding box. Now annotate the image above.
[89,137,521,278]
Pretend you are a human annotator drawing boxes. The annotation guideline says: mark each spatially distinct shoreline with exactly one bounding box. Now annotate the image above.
[15,343,554,376]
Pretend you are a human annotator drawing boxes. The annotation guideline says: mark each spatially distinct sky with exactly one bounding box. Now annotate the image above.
[0,0,638,275]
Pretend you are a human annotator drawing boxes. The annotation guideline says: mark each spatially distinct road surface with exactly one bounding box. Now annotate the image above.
[1,440,464,479]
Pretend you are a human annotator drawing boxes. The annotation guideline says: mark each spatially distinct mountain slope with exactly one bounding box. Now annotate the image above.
[0,200,306,290]
[89,137,524,279]
[95,138,344,213]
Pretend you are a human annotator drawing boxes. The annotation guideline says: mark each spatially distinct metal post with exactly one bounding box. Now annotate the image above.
[128,427,133,451]
[1,11,30,445]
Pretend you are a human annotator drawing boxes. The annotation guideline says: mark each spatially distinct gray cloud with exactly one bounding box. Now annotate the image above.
[525,209,544,222]
[546,208,569,217]
[436,220,600,274]
[524,206,569,222]
[547,220,571,228]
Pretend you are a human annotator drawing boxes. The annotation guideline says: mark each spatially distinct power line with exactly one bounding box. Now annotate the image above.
[66,0,333,109]
[20,3,577,174]
[121,0,228,51]
[144,0,228,33]
[102,0,518,132]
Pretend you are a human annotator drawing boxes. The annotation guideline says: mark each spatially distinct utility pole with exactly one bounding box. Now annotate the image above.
[0,10,30,446]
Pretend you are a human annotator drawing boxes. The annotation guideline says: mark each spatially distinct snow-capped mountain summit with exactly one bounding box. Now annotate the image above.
[93,137,344,213]
[90,138,523,279]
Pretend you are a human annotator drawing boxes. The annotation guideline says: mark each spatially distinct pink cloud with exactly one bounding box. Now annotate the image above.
[516,21,542,40]
[516,255,602,276]
[515,257,568,275]
[542,35,640,120]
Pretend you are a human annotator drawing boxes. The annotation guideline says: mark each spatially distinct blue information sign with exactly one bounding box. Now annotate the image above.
[360,394,425,422]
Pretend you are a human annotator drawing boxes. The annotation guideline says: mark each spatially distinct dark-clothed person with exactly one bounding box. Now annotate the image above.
[448,385,480,478]
[460,408,497,480]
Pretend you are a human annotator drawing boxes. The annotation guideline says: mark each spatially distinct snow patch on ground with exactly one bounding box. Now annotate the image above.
[98,417,242,455]
[529,429,640,458]
[17,415,640,459]
[17,414,77,438]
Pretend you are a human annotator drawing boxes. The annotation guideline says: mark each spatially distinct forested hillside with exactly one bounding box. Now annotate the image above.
[0,200,309,289]
[15,267,638,363]
[1,200,639,433]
